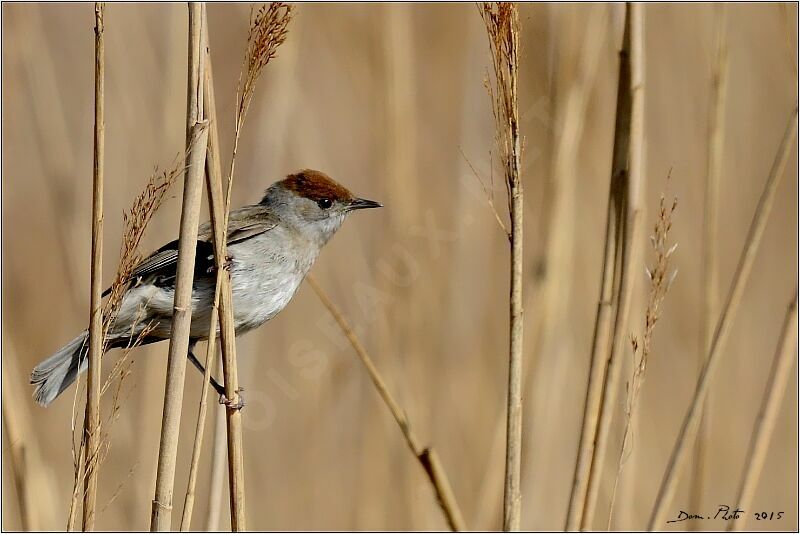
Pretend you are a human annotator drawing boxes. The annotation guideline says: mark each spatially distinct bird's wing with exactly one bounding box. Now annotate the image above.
[102,205,279,296]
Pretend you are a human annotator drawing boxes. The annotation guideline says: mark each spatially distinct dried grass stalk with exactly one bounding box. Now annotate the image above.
[478,3,524,530]
[181,9,228,528]
[82,2,105,530]
[307,275,466,531]
[607,191,678,528]
[3,332,59,531]
[186,5,291,530]
[150,4,208,529]
[647,109,798,529]
[565,4,645,529]
[66,142,185,533]
[729,291,798,531]
[690,5,728,518]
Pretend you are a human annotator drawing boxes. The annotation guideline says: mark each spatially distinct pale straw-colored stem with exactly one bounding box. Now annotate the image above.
[3,331,59,531]
[564,4,643,529]
[306,274,466,531]
[82,2,105,530]
[647,110,798,529]
[205,385,227,531]
[180,8,224,528]
[729,291,798,531]
[690,5,728,522]
[150,4,208,529]
[579,4,645,529]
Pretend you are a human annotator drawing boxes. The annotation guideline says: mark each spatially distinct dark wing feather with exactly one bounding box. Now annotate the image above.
[101,205,279,297]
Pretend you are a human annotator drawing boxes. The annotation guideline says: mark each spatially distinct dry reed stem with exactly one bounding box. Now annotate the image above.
[151,5,208,529]
[478,3,523,530]
[3,332,59,531]
[564,4,644,529]
[607,190,678,528]
[473,8,609,528]
[647,109,798,529]
[306,274,466,531]
[690,5,728,520]
[217,5,290,529]
[580,5,645,528]
[206,383,227,531]
[181,12,227,528]
[68,143,184,534]
[729,290,798,531]
[82,3,105,530]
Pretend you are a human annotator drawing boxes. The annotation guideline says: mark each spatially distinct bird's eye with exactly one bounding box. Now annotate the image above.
[317,198,333,209]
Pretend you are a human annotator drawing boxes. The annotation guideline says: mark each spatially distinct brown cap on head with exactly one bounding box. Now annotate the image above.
[280,169,354,203]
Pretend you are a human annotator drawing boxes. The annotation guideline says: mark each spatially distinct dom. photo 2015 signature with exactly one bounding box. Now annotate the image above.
[667,505,784,524]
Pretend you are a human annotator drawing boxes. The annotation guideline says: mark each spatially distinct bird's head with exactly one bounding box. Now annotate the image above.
[261,169,382,245]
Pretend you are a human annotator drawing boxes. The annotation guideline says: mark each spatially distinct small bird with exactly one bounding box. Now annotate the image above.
[31,169,381,407]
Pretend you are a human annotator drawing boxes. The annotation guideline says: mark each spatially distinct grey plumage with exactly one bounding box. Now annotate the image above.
[31,170,380,407]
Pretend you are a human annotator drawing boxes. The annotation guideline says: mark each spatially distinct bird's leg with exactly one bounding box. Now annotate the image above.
[187,347,226,397]
[186,347,245,410]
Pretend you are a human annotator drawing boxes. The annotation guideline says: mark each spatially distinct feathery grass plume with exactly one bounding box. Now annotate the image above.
[237,3,292,131]
[607,188,678,528]
[479,3,524,530]
[647,109,798,529]
[181,4,292,531]
[66,155,184,530]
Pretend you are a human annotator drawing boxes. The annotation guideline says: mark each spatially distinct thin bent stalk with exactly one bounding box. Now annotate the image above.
[150,4,208,530]
[180,9,225,528]
[82,2,105,530]
[647,110,798,529]
[579,4,645,529]
[690,6,727,520]
[729,291,798,531]
[306,275,466,531]
[564,4,642,529]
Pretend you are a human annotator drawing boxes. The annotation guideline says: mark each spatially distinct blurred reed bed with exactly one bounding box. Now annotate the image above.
[2,3,798,531]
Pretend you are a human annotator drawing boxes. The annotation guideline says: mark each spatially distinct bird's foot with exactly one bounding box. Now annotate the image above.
[219,387,245,410]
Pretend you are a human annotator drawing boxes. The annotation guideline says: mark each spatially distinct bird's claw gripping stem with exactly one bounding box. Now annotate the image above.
[207,255,234,274]
[219,387,245,410]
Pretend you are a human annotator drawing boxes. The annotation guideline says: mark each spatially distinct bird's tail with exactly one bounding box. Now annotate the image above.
[31,330,90,407]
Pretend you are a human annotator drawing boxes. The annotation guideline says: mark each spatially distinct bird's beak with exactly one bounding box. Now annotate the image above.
[347,197,383,211]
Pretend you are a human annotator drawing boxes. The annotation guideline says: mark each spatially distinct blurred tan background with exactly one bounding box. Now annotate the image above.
[2,2,797,531]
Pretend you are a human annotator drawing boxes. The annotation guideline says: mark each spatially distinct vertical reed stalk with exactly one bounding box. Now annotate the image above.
[180,11,230,527]
[564,4,644,529]
[82,2,105,530]
[580,4,645,529]
[150,4,208,530]
[205,387,227,531]
[218,6,292,528]
[729,291,798,531]
[647,109,798,529]
[3,331,59,531]
[478,4,523,529]
[306,275,466,531]
[690,5,728,520]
